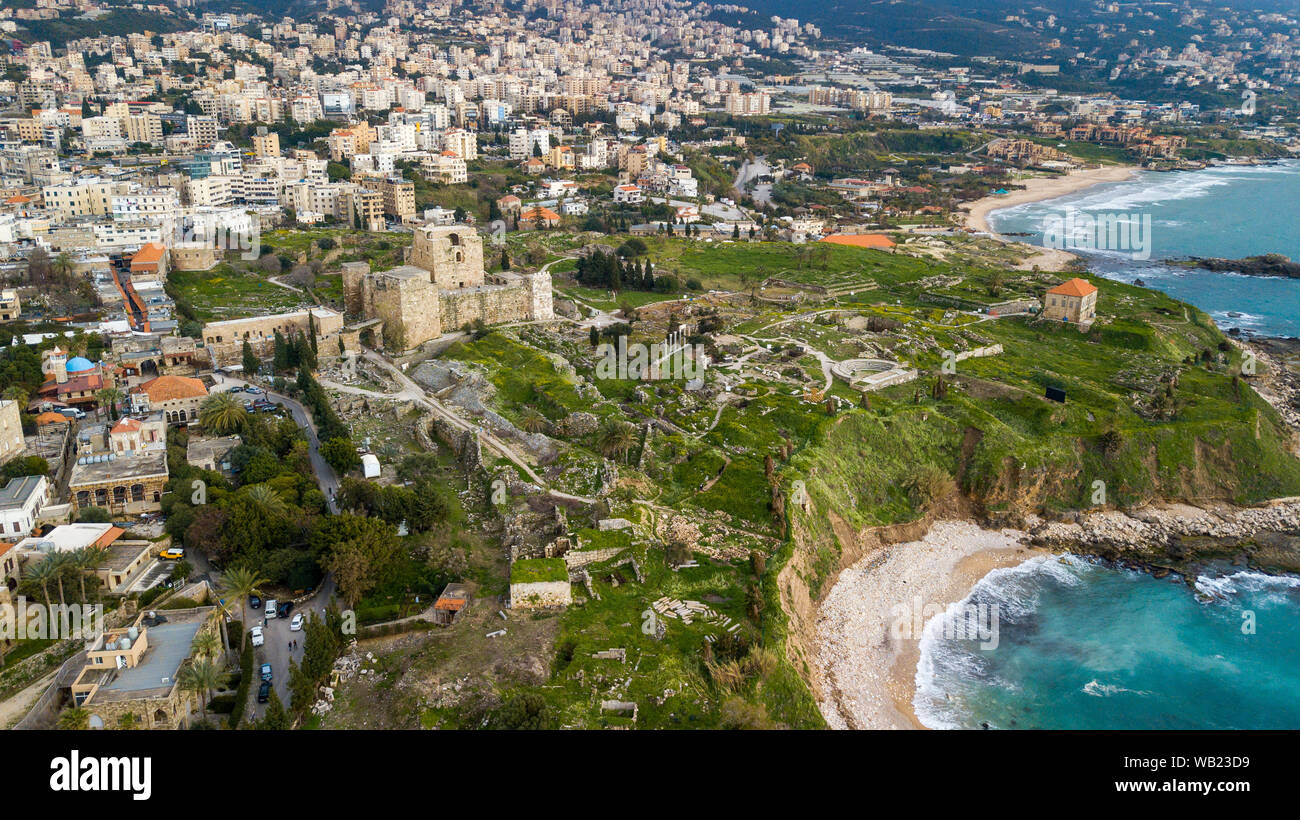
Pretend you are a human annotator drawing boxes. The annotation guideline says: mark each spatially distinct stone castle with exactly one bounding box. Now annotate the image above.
[342,224,553,351]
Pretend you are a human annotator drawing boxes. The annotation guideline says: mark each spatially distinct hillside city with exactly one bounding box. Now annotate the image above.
[0,0,1298,732]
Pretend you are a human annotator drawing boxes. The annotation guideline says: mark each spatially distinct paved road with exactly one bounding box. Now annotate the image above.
[247,576,336,721]
[734,155,774,206]
[213,375,340,512]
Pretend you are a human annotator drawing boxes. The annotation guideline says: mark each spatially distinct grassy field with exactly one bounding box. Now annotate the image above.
[168,264,309,322]
[325,230,1300,731]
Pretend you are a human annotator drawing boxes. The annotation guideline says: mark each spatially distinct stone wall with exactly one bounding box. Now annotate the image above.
[202,308,345,367]
[367,274,441,349]
[509,580,572,609]
[439,282,533,331]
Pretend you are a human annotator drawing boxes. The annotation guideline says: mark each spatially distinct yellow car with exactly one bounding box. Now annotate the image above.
[159,548,185,560]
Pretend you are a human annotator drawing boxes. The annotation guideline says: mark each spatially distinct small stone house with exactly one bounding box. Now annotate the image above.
[1042,277,1098,324]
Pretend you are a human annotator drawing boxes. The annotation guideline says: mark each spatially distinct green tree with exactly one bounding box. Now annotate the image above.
[321,437,360,472]
[261,688,291,729]
[597,419,637,461]
[219,566,269,652]
[199,392,248,435]
[325,538,373,610]
[490,692,556,730]
[180,657,227,717]
[242,340,260,376]
[95,387,122,420]
[57,707,90,730]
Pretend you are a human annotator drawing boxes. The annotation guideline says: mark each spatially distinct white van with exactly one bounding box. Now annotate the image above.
[264,599,278,619]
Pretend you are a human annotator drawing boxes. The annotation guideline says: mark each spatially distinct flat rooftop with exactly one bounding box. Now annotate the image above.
[101,540,153,573]
[70,450,168,485]
[97,613,210,698]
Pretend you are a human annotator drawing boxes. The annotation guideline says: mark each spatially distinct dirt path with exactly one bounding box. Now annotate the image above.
[0,671,55,730]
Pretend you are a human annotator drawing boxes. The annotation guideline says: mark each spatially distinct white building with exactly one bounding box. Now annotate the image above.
[0,475,50,541]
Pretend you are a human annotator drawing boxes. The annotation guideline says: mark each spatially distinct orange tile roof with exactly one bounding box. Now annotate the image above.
[34,411,70,426]
[819,233,896,249]
[111,417,141,434]
[137,374,207,402]
[97,527,126,548]
[131,242,166,267]
[1047,277,1098,298]
[521,206,560,221]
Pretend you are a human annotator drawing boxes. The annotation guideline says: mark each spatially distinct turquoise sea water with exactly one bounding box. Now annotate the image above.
[989,160,1300,338]
[914,556,1300,729]
[924,165,1300,729]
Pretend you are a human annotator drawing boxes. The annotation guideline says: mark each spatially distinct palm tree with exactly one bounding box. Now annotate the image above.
[199,392,248,435]
[219,566,269,652]
[597,419,637,462]
[95,387,122,420]
[71,546,108,602]
[25,558,54,610]
[56,707,90,730]
[243,484,288,519]
[520,409,549,434]
[190,630,220,661]
[179,657,226,718]
[47,553,69,607]
[54,250,75,281]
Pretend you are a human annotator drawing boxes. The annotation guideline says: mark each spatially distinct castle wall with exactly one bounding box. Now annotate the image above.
[202,308,344,367]
[439,283,533,331]
[344,225,554,351]
[367,274,441,349]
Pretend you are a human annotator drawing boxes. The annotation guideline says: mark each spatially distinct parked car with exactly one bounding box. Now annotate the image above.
[264,599,278,619]
[249,626,264,647]
[277,601,293,618]
[260,663,273,682]
[250,594,262,610]
[257,681,271,703]
[289,612,304,632]
[228,386,244,393]
[158,548,185,560]
[245,385,264,394]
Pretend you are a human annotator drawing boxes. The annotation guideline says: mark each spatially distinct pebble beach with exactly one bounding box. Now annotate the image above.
[814,520,1043,730]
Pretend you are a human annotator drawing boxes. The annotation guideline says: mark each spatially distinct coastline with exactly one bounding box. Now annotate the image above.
[814,500,1300,731]
[963,164,1139,234]
[815,520,1045,730]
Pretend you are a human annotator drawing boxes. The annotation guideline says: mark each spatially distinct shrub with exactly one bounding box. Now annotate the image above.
[228,640,254,729]
[907,463,953,509]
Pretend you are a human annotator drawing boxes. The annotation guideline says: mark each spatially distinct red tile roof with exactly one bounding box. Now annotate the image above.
[1047,278,1098,298]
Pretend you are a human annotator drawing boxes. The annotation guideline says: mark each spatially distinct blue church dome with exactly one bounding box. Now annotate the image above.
[65,356,94,373]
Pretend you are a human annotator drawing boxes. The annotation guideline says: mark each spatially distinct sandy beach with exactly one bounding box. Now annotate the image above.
[815,520,1045,730]
[963,165,1138,234]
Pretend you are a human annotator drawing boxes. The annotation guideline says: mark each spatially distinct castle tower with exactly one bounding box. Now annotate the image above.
[524,270,554,320]
[407,224,485,290]
[340,261,370,320]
